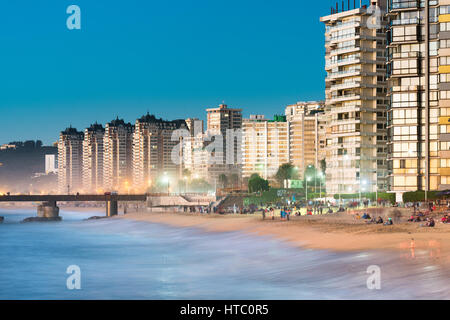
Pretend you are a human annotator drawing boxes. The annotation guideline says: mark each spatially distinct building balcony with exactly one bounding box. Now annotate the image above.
[326,57,361,70]
[388,85,421,94]
[389,1,420,12]
[325,20,361,34]
[326,69,361,81]
[329,94,361,104]
[390,17,420,26]
[329,81,362,91]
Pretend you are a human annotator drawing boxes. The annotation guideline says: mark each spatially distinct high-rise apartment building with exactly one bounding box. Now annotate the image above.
[57,127,84,193]
[387,0,450,200]
[82,123,104,193]
[206,104,243,182]
[285,102,327,178]
[185,118,204,136]
[45,154,57,174]
[132,113,187,190]
[242,115,290,180]
[321,0,389,196]
[182,118,209,181]
[103,118,134,191]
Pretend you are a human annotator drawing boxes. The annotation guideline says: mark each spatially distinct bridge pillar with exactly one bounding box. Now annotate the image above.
[37,201,60,218]
[106,200,118,217]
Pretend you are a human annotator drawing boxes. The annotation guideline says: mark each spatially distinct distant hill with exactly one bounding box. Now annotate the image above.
[0,141,57,192]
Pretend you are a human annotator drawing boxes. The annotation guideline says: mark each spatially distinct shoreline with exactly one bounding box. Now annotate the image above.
[4,204,450,264]
[119,211,450,259]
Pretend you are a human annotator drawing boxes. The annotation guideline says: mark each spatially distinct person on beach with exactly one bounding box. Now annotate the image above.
[428,218,436,227]
[367,217,376,224]
[362,213,371,220]
[376,216,384,224]
[421,218,435,228]
[384,218,393,226]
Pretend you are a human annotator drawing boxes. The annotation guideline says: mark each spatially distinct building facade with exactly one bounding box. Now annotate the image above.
[387,0,450,200]
[82,123,104,193]
[205,104,243,183]
[132,113,187,191]
[57,127,84,193]
[182,118,209,181]
[103,118,134,192]
[285,102,327,178]
[242,115,290,180]
[45,154,57,174]
[321,0,389,196]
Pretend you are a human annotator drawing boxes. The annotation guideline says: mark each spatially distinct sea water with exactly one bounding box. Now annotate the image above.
[0,209,449,300]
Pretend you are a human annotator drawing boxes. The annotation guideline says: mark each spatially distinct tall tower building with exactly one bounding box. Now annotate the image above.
[321,0,389,196]
[206,104,243,183]
[82,123,104,193]
[103,118,134,192]
[387,0,447,200]
[285,102,327,179]
[182,118,209,181]
[58,127,84,193]
[132,113,187,190]
[242,115,290,180]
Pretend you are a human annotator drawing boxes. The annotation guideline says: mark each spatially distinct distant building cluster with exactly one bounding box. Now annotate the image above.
[57,103,326,193]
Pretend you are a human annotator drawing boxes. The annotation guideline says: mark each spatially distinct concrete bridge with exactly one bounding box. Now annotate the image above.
[0,193,219,219]
[0,194,147,218]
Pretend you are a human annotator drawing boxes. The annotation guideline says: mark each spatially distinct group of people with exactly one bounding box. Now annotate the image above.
[441,215,450,224]
[407,211,437,227]
[359,214,394,226]
[421,217,435,228]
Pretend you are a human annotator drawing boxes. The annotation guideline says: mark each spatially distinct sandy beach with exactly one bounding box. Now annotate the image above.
[119,210,450,263]
[4,202,450,264]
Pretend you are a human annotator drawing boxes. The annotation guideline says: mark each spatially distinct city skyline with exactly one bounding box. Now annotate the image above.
[0,0,350,145]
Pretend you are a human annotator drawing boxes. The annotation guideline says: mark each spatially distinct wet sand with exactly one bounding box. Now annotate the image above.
[120,211,450,263]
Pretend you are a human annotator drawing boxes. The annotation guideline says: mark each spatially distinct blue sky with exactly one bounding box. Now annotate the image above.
[0,0,356,145]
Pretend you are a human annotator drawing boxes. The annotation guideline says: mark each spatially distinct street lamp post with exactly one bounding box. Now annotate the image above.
[359,179,362,208]
[360,179,367,209]
[318,172,323,199]
[163,172,170,195]
[306,177,311,203]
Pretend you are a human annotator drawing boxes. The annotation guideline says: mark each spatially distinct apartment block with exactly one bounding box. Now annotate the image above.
[82,123,104,193]
[103,118,134,191]
[182,118,209,180]
[132,113,187,190]
[242,115,290,180]
[205,104,243,183]
[57,127,84,193]
[285,102,327,178]
[386,0,450,200]
[321,0,389,196]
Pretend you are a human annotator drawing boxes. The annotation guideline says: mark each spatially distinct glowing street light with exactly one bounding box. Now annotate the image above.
[318,171,325,198]
[162,172,170,194]
[306,176,312,202]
